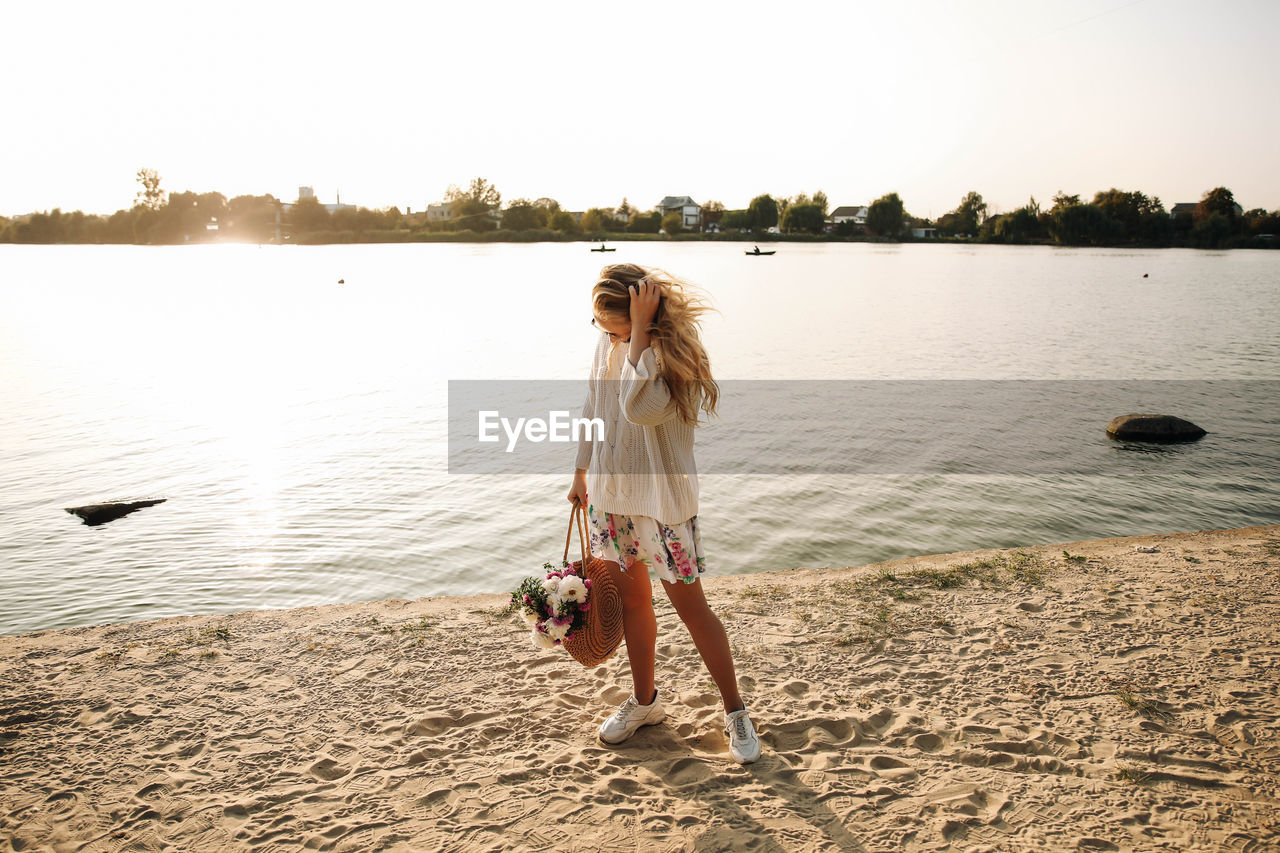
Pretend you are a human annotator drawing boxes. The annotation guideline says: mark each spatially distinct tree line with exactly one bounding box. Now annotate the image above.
[1,170,1276,249]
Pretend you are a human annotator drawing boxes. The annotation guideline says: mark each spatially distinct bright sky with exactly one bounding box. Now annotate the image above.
[4,0,1277,219]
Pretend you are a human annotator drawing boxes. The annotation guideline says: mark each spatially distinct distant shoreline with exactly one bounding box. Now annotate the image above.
[3,233,1277,250]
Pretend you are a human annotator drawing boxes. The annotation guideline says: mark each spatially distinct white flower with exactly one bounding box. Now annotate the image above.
[521,610,539,629]
[541,577,561,597]
[545,620,570,642]
[557,576,588,603]
[531,628,556,649]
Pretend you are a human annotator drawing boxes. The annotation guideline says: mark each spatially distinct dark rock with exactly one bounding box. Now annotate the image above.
[65,499,167,526]
[1106,414,1206,443]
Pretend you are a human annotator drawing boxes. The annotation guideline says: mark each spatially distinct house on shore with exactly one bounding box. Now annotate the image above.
[1171,201,1244,219]
[658,196,702,230]
[829,205,868,228]
[426,202,453,222]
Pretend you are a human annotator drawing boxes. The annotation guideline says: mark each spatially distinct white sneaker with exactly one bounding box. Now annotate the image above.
[724,708,761,763]
[598,688,664,744]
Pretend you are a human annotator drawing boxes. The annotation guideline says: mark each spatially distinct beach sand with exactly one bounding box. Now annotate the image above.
[2,524,1278,852]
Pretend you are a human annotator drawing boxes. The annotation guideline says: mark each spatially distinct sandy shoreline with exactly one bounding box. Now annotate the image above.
[2,524,1278,851]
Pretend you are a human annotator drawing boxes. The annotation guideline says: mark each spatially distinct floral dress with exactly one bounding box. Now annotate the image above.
[586,503,706,585]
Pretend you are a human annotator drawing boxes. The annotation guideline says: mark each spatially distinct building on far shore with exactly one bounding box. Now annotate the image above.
[829,205,869,228]
[288,186,354,213]
[1171,201,1244,219]
[426,202,453,221]
[912,226,938,239]
[658,196,702,230]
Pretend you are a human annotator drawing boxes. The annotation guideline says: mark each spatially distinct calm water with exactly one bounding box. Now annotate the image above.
[1,242,1277,635]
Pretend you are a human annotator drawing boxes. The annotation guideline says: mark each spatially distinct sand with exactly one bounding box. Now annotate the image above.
[2,524,1278,852]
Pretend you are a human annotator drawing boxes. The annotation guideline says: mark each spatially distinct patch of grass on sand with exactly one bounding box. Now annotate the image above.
[1062,551,1087,564]
[399,615,439,634]
[837,550,1048,603]
[738,583,787,599]
[1115,763,1153,784]
[181,623,232,647]
[1115,688,1173,721]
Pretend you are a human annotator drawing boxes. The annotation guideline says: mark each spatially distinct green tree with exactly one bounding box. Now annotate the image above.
[1244,208,1280,236]
[661,211,683,234]
[984,201,1044,244]
[446,177,501,231]
[1048,203,1120,245]
[720,209,750,230]
[1191,212,1232,248]
[616,198,635,221]
[866,193,905,238]
[627,211,662,234]
[502,199,546,231]
[781,202,826,234]
[226,194,280,242]
[135,168,163,210]
[550,210,582,235]
[747,195,778,230]
[1091,188,1166,243]
[954,191,987,235]
[581,208,607,234]
[288,195,331,234]
[1195,187,1238,225]
[1050,191,1081,211]
[701,200,725,227]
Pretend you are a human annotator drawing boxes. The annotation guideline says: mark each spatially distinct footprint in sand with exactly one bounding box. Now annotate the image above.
[308,757,351,781]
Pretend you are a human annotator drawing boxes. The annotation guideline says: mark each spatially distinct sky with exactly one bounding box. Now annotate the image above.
[3,0,1278,219]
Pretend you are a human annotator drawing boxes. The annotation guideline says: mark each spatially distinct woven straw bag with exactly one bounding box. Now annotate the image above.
[561,500,625,667]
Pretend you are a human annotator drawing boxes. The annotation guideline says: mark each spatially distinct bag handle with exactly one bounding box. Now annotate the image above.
[563,498,593,567]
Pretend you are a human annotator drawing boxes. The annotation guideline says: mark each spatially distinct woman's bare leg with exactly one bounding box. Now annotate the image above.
[660,578,744,713]
[604,560,658,704]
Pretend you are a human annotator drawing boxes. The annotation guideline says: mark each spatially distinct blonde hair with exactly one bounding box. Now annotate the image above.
[591,263,719,426]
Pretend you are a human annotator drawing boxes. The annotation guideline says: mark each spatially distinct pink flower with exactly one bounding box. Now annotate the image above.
[607,516,617,539]
[578,603,590,612]
[583,578,593,589]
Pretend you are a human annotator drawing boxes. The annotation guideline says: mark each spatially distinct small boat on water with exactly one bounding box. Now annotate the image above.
[745,247,776,256]
[590,243,616,252]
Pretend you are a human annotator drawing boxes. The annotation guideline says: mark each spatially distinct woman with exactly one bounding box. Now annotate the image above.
[568,262,761,764]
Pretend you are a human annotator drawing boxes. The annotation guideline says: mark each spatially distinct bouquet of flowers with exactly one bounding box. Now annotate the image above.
[511,561,594,650]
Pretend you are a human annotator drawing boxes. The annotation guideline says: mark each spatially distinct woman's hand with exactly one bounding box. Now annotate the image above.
[629,278,661,332]
[628,278,661,366]
[567,468,588,506]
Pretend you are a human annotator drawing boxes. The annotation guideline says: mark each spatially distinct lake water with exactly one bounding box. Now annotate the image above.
[1,242,1277,635]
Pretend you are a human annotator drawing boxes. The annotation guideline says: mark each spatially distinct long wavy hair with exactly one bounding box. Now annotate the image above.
[591,263,719,426]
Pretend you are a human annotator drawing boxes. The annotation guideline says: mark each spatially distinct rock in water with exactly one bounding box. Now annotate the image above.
[1106,414,1206,443]
[65,499,167,526]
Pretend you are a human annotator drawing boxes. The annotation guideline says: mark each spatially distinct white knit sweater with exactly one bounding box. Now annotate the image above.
[574,332,699,525]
